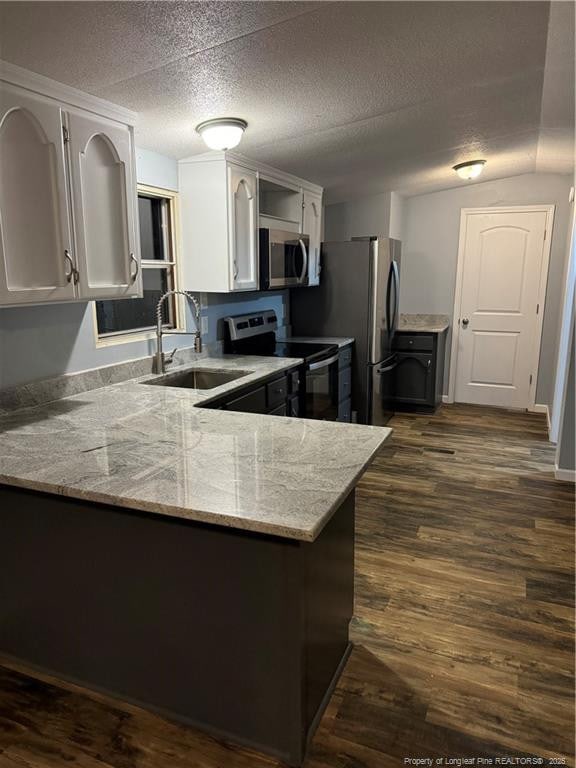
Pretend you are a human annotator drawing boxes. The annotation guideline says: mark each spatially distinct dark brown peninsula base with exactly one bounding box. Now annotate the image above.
[0,485,355,766]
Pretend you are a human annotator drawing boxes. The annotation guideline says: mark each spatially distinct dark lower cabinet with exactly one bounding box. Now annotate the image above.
[210,366,303,417]
[225,385,267,414]
[337,343,353,422]
[338,398,351,423]
[0,485,356,767]
[393,330,447,411]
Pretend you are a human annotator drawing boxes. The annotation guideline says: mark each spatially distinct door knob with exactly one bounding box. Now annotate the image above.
[461,317,469,327]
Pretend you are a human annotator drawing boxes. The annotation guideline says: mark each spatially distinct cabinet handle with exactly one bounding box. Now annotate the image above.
[233,260,239,280]
[64,250,79,285]
[129,253,139,282]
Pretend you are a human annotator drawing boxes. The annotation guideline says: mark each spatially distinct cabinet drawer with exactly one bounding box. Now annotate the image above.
[337,398,352,423]
[338,368,352,403]
[394,334,434,352]
[269,402,287,417]
[339,346,353,370]
[267,377,288,408]
[225,386,266,414]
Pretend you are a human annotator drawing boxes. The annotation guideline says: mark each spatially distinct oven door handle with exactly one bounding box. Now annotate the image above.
[308,353,339,371]
[298,239,308,283]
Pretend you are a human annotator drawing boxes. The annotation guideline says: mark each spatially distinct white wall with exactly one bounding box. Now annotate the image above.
[135,147,178,191]
[324,191,391,241]
[401,173,573,404]
[388,191,405,240]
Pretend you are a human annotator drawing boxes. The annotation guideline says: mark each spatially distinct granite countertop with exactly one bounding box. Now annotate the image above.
[283,336,355,349]
[398,314,450,333]
[0,355,390,542]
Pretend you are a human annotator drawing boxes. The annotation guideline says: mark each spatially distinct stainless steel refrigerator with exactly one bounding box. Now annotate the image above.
[290,237,401,425]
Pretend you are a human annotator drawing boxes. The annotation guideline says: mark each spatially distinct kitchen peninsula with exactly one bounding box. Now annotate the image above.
[0,355,390,767]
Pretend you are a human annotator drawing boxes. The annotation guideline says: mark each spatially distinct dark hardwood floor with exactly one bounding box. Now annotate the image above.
[0,404,574,767]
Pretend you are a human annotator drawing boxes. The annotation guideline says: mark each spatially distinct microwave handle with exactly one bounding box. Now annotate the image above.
[298,239,308,283]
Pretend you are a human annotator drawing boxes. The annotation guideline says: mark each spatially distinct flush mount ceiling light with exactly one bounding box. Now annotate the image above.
[196,118,248,151]
[453,159,486,180]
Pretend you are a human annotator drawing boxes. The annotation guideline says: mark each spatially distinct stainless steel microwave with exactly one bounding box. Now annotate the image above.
[259,228,310,290]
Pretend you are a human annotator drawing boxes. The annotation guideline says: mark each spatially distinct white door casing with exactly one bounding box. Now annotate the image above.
[228,163,258,291]
[0,84,76,304]
[67,110,141,300]
[449,206,554,409]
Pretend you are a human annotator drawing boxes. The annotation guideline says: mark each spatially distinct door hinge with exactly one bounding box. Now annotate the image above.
[62,126,70,144]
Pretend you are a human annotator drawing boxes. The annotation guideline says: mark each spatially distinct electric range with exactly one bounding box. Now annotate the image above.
[224,310,340,420]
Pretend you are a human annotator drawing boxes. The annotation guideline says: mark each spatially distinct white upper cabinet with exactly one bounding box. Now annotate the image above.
[179,151,323,293]
[67,111,141,299]
[0,63,140,307]
[302,189,323,287]
[0,85,76,305]
[179,155,259,293]
[228,164,258,291]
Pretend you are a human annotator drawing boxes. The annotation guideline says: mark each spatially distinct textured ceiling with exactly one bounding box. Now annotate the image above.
[1,1,573,201]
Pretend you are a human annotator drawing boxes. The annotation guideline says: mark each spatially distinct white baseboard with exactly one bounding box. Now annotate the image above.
[555,464,576,482]
[529,403,552,438]
[529,403,548,414]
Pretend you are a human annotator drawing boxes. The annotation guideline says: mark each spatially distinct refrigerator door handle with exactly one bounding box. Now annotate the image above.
[377,360,398,374]
[391,260,400,331]
[385,261,394,336]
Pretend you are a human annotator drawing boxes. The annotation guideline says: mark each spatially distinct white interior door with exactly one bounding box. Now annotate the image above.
[67,110,141,300]
[454,208,550,408]
[0,84,76,305]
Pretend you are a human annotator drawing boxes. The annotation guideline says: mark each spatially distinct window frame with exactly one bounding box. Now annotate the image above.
[93,183,185,348]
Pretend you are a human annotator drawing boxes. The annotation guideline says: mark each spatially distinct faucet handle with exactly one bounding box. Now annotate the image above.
[164,347,178,366]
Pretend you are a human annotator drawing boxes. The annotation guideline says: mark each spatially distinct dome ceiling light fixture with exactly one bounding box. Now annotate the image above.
[453,159,486,180]
[196,117,248,151]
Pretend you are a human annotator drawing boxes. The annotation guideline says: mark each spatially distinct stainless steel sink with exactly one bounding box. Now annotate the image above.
[144,368,252,390]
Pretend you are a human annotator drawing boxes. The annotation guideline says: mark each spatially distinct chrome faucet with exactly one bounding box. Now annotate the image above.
[155,290,202,374]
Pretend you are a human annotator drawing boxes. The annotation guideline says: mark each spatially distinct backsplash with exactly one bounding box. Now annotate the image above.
[0,344,213,414]
[202,290,289,347]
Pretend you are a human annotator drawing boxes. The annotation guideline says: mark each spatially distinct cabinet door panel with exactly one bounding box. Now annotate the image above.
[302,190,322,286]
[67,111,141,300]
[0,85,75,304]
[395,353,434,405]
[228,164,258,291]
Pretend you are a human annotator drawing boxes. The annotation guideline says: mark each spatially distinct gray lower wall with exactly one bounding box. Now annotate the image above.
[557,316,575,472]
[0,149,288,390]
[400,173,573,403]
